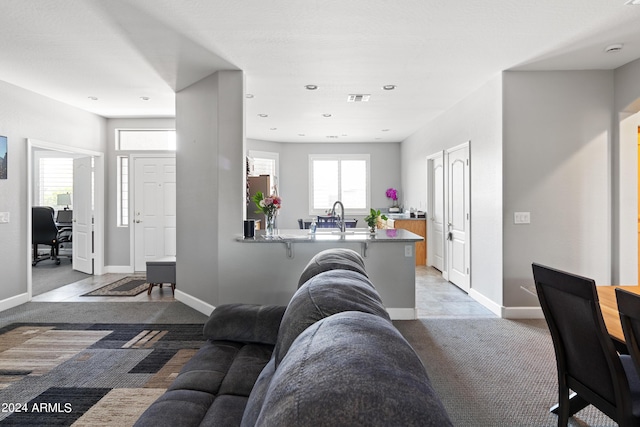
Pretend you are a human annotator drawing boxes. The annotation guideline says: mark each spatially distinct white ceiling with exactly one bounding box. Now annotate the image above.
[1,0,639,143]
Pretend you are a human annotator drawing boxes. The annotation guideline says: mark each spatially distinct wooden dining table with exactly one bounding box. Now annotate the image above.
[596,285,640,350]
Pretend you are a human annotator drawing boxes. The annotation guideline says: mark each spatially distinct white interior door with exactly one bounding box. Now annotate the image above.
[427,152,445,271]
[134,157,176,272]
[73,157,93,274]
[446,143,470,292]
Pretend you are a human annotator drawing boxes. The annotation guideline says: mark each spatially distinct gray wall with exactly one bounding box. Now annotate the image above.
[0,80,106,304]
[502,70,614,307]
[400,75,504,306]
[247,139,402,229]
[176,70,244,309]
[105,118,175,269]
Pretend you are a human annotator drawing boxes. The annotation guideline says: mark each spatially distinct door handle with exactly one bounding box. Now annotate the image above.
[135,220,142,223]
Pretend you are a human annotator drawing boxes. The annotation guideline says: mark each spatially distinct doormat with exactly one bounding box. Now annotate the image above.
[82,276,148,297]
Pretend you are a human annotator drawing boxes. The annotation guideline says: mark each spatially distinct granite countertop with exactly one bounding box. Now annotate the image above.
[237,228,423,243]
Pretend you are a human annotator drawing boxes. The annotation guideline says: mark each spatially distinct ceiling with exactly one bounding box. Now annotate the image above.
[1,0,639,144]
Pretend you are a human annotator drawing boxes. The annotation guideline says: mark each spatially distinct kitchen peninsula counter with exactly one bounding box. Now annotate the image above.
[234,228,422,319]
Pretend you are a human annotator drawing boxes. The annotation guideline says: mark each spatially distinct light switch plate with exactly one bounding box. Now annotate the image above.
[514,212,530,224]
[0,212,9,223]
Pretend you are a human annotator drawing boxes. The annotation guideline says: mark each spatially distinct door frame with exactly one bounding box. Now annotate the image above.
[128,153,176,272]
[26,138,105,298]
[426,151,445,271]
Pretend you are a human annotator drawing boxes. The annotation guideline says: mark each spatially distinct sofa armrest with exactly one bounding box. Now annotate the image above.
[203,304,286,345]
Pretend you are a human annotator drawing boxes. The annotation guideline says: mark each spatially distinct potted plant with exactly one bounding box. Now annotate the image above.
[364,208,388,234]
[386,188,400,213]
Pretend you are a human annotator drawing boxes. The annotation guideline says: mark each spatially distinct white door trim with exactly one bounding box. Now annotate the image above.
[26,139,105,299]
[426,151,445,271]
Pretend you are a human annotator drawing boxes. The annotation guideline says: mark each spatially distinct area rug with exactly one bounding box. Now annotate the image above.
[0,322,205,425]
[82,276,148,297]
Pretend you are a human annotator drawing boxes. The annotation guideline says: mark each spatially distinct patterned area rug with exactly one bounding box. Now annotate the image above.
[0,322,205,425]
[82,276,148,297]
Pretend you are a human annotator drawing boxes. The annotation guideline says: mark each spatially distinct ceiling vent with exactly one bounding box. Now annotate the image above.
[347,94,371,102]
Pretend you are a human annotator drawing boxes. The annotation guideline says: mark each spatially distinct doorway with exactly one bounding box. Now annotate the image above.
[426,142,471,292]
[27,139,104,298]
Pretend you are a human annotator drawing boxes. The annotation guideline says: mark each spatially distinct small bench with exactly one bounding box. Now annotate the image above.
[146,257,176,295]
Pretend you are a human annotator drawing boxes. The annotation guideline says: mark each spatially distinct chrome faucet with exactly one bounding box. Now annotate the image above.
[331,201,345,232]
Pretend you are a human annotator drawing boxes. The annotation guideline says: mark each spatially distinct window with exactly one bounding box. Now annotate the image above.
[38,157,73,209]
[248,150,279,195]
[308,154,370,215]
[117,156,129,226]
[116,129,176,151]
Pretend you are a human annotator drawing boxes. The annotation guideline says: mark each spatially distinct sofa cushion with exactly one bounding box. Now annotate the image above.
[133,389,215,427]
[203,304,286,345]
[240,357,276,427]
[274,269,390,367]
[297,248,369,288]
[254,312,453,427]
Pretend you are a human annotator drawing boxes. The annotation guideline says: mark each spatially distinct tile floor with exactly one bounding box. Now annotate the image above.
[32,265,497,318]
[415,266,496,318]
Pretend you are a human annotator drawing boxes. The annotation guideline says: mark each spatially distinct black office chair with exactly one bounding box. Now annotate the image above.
[32,206,61,266]
[532,263,640,426]
[616,289,640,376]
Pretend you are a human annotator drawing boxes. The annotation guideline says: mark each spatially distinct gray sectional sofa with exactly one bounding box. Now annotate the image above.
[134,248,452,426]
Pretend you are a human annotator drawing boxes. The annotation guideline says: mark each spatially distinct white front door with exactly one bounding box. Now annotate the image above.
[427,152,445,272]
[73,156,93,274]
[133,157,176,272]
[446,143,470,292]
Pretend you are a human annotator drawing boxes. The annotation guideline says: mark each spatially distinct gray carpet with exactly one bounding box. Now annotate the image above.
[0,302,208,330]
[0,302,621,426]
[394,318,617,427]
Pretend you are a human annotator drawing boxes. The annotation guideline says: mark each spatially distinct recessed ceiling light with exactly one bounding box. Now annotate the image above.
[246,94,254,98]
[605,43,624,53]
[382,129,390,132]
[270,128,277,130]
[140,96,150,101]
[88,96,98,101]
[298,133,306,137]
[326,135,339,139]
[305,85,318,90]
[322,113,332,118]
[258,114,268,117]
[382,85,396,90]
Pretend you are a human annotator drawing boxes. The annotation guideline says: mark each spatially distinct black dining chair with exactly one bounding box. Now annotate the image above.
[616,288,640,377]
[532,263,640,426]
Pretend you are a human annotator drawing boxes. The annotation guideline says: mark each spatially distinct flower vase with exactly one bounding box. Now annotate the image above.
[265,214,275,237]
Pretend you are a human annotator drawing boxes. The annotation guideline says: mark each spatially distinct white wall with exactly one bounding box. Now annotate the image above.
[247,139,402,229]
[614,58,640,285]
[400,75,503,305]
[104,118,175,269]
[503,71,614,308]
[0,80,106,307]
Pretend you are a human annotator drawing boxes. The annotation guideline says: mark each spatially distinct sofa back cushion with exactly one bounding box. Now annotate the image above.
[297,248,369,288]
[274,269,389,367]
[250,312,453,427]
[203,304,286,345]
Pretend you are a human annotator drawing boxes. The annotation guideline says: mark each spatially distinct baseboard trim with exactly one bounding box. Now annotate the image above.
[502,306,544,319]
[387,308,417,320]
[175,290,215,317]
[469,289,502,317]
[0,293,29,313]
[103,265,135,274]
